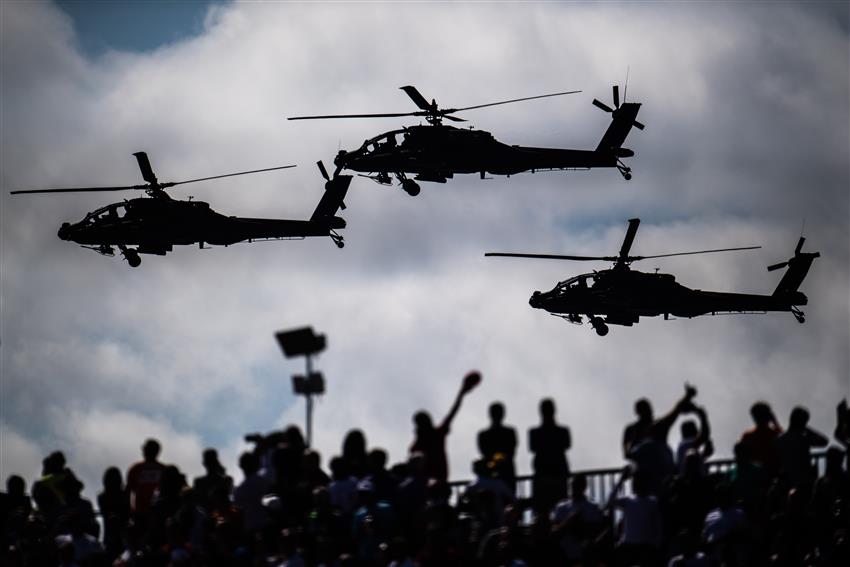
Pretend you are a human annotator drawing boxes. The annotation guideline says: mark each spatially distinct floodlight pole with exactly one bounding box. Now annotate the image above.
[305,353,314,447]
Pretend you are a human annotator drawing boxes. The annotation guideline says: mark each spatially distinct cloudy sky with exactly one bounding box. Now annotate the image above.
[1,1,848,499]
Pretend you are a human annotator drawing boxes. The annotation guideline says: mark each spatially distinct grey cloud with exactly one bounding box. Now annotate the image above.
[1,1,847,498]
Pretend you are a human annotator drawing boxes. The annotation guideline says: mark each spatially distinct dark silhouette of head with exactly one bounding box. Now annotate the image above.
[343,429,367,460]
[680,420,698,440]
[102,467,123,493]
[329,456,349,481]
[635,398,653,422]
[303,449,321,472]
[489,402,505,426]
[284,425,306,454]
[789,406,809,430]
[539,398,556,423]
[6,475,25,497]
[44,451,66,475]
[571,474,588,499]
[368,448,388,473]
[142,438,161,462]
[414,411,433,434]
[750,402,773,427]
[202,448,224,474]
[238,451,260,477]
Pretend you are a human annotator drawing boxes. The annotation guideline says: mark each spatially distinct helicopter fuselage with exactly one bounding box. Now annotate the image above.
[58,197,344,254]
[334,123,629,181]
[530,268,808,325]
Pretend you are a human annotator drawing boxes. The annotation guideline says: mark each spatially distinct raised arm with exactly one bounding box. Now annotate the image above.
[439,371,481,431]
[652,384,698,440]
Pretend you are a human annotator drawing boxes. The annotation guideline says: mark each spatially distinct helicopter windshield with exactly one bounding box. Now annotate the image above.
[358,129,407,154]
[82,202,128,225]
[556,274,594,291]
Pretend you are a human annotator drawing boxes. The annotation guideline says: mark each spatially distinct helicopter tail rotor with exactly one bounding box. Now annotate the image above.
[317,160,346,210]
[592,84,645,131]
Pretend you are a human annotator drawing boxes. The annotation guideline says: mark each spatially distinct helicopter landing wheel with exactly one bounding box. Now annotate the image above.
[336,240,345,249]
[402,179,421,196]
[624,172,632,181]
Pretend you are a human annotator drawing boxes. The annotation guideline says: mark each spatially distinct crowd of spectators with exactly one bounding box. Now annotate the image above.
[1,374,848,566]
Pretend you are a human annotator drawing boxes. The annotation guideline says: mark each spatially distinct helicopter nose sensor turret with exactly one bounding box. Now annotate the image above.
[58,222,71,241]
[529,291,543,308]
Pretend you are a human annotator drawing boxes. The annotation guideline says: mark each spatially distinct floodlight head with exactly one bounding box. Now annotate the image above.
[275,327,326,358]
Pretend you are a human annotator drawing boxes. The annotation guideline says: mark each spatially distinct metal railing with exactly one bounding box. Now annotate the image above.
[449,451,829,506]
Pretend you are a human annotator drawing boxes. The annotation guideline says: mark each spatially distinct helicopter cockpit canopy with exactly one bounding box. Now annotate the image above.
[80,202,129,225]
[555,273,596,292]
[353,128,408,156]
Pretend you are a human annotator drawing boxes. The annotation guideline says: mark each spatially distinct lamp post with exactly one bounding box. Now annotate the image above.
[274,326,326,447]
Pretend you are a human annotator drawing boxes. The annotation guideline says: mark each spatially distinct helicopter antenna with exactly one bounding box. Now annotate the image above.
[623,66,630,103]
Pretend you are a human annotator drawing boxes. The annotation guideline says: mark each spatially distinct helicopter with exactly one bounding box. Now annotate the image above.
[288,84,643,196]
[10,152,352,267]
[485,219,820,336]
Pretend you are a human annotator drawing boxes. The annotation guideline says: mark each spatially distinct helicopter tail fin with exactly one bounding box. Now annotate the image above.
[595,102,643,155]
[310,174,352,223]
[769,237,820,297]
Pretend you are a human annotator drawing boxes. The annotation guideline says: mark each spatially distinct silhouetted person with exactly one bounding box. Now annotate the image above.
[410,371,480,482]
[57,474,99,539]
[551,474,604,565]
[675,404,713,474]
[233,451,271,535]
[623,384,697,458]
[608,469,662,567]
[529,398,571,512]
[776,406,828,488]
[1,475,32,548]
[192,448,233,510]
[477,401,518,493]
[328,455,358,514]
[739,401,782,477]
[97,467,129,562]
[126,438,166,519]
[365,448,396,504]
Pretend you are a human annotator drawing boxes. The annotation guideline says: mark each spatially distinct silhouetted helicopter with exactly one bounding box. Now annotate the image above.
[10,153,352,267]
[486,219,820,336]
[288,84,643,196]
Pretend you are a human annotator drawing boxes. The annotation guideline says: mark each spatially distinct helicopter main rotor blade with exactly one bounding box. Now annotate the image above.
[592,98,615,113]
[485,252,617,261]
[442,114,467,122]
[133,151,158,185]
[288,112,418,120]
[169,164,297,186]
[447,90,582,113]
[11,184,149,195]
[399,85,432,111]
[618,218,640,263]
[631,246,761,261]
